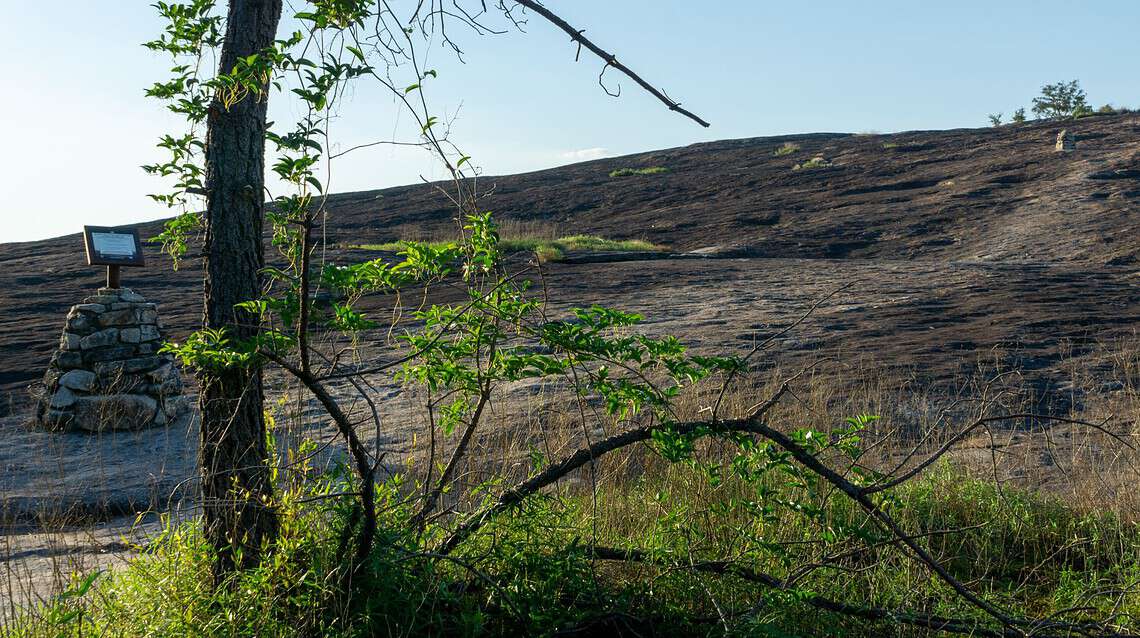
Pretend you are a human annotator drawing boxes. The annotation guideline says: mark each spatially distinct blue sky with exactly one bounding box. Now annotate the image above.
[3,1,1138,242]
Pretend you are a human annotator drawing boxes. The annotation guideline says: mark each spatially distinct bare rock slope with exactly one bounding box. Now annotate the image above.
[1,114,1138,406]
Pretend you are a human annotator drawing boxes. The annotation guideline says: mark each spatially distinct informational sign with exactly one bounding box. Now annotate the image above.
[83,226,145,267]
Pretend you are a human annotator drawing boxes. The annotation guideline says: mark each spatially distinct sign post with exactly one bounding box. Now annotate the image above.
[83,226,145,289]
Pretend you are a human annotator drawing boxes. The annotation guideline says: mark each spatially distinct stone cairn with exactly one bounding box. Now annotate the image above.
[1056,129,1076,152]
[35,287,190,431]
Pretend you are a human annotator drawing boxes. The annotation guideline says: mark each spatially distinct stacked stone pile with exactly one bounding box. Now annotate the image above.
[1056,129,1076,152]
[35,287,190,431]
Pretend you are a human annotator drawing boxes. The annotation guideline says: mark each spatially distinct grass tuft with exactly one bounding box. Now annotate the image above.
[793,156,832,170]
[773,142,800,156]
[353,234,665,263]
[608,166,670,177]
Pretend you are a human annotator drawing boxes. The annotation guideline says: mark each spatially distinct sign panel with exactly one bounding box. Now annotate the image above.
[83,226,145,267]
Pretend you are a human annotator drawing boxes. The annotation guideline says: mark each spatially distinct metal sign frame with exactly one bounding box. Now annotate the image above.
[83,226,146,267]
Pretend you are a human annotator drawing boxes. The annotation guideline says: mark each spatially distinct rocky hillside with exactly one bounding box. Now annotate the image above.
[1,113,1138,407]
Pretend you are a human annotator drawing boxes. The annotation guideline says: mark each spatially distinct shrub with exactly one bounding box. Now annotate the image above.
[988,112,1003,127]
[608,166,669,177]
[773,142,799,156]
[1032,79,1089,120]
[793,156,831,170]
[1011,107,1026,124]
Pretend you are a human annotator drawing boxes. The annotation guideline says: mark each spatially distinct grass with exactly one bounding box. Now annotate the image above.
[12,456,1140,637]
[608,166,670,177]
[793,156,832,170]
[9,342,1140,636]
[354,234,666,263]
[773,142,799,156]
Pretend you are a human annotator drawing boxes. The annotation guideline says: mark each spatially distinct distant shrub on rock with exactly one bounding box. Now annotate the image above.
[1032,80,1090,120]
[773,142,799,156]
[609,166,669,177]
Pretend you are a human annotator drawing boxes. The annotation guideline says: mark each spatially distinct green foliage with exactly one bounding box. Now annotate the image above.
[355,234,665,263]
[792,157,831,170]
[16,454,1140,637]
[988,112,1003,127]
[128,3,1140,637]
[1011,107,1027,124]
[1032,79,1089,120]
[608,166,670,177]
[772,142,799,156]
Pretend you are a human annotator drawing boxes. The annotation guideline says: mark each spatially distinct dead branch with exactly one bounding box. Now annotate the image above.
[505,0,710,128]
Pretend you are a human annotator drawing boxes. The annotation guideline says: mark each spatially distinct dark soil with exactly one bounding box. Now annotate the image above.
[2,113,1139,411]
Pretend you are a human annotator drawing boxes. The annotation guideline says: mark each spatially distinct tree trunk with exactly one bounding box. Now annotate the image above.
[200,0,282,579]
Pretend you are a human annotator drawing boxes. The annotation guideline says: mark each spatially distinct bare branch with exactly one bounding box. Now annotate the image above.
[505,0,710,127]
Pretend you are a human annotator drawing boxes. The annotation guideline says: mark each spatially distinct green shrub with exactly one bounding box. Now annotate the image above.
[773,142,799,156]
[793,156,832,170]
[608,166,669,177]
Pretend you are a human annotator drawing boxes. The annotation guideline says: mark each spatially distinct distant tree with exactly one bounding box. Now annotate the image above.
[987,112,1003,127]
[1031,80,1089,120]
[1011,108,1026,124]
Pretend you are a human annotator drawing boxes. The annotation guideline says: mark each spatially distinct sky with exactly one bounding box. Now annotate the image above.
[2,1,1138,243]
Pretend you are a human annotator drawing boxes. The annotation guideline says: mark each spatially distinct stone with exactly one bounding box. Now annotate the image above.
[72,394,158,431]
[120,328,141,343]
[84,345,138,363]
[99,308,139,327]
[58,370,96,392]
[72,303,106,314]
[80,328,120,349]
[119,290,145,303]
[110,302,136,310]
[93,361,126,380]
[139,308,159,324]
[55,351,84,369]
[122,356,164,374]
[84,295,120,306]
[59,332,81,351]
[1056,129,1075,152]
[99,373,148,394]
[49,387,78,409]
[65,313,95,334]
[139,324,161,342]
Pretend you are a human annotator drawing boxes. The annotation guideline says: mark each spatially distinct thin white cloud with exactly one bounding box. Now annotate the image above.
[559,147,610,162]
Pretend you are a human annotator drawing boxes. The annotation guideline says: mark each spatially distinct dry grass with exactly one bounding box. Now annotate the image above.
[6,336,1140,632]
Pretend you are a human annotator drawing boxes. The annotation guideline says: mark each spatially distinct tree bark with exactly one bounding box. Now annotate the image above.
[200,0,282,579]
